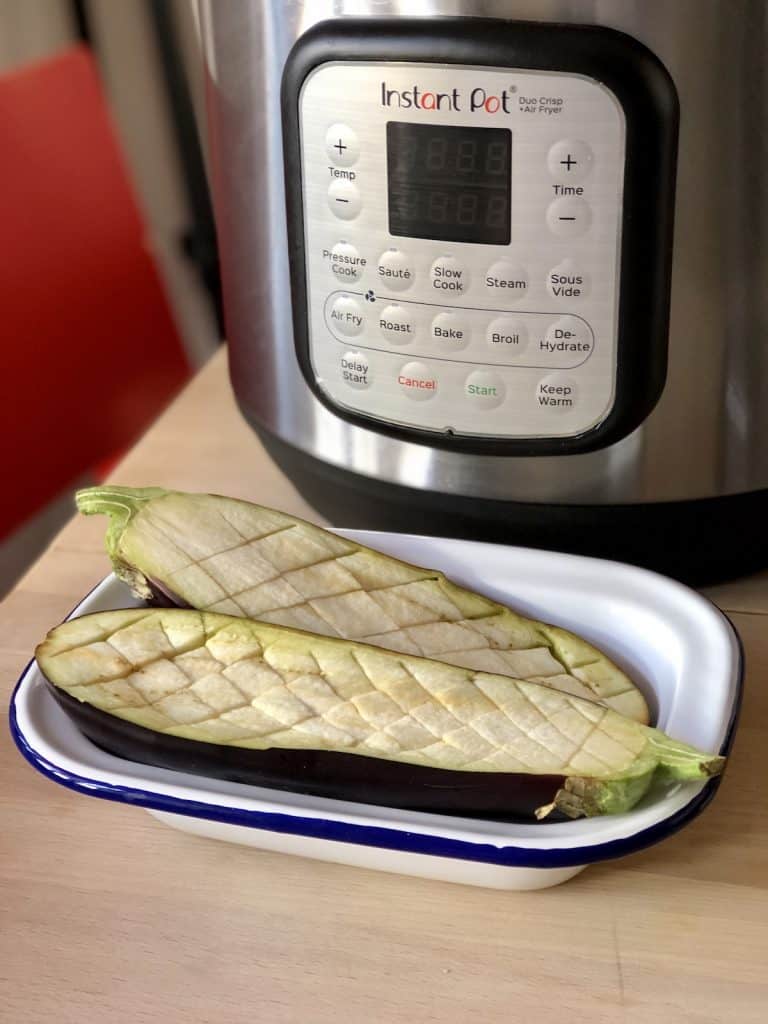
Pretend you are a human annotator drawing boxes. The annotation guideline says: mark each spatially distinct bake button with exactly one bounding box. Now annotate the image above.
[340,351,372,389]
[464,370,505,409]
[485,262,528,299]
[328,179,361,219]
[379,304,415,344]
[429,255,469,296]
[377,249,415,291]
[398,361,438,401]
[327,241,366,283]
[328,294,365,337]
[547,140,594,182]
[487,317,528,355]
[536,374,578,412]
[325,123,359,167]
[546,196,592,237]
[546,258,590,300]
[430,311,469,352]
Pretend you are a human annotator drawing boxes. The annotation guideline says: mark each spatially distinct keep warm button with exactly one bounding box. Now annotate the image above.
[536,375,577,413]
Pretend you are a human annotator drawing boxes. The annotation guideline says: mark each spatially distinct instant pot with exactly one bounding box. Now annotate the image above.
[199,1,767,583]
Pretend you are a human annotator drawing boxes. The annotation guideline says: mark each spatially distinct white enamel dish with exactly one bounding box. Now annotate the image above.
[10,531,742,890]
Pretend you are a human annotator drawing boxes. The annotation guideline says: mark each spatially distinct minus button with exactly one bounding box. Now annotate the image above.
[328,180,361,220]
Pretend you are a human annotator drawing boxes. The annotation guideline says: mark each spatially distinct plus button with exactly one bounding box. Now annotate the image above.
[560,154,577,171]
[333,139,347,157]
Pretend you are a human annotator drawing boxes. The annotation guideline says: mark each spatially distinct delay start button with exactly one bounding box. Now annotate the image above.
[340,351,372,389]
[398,361,437,401]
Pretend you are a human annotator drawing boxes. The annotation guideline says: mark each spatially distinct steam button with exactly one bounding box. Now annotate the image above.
[325,123,359,167]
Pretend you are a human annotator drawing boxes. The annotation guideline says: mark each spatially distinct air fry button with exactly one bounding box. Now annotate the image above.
[329,294,365,337]
[341,351,372,389]
[398,361,438,401]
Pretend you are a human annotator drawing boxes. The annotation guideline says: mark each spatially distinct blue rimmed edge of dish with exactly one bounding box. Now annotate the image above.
[9,612,743,871]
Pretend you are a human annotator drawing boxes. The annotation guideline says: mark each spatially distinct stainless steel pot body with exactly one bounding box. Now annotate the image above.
[199,0,767,505]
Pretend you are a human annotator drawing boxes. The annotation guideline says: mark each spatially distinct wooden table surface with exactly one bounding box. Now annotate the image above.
[2,349,767,1024]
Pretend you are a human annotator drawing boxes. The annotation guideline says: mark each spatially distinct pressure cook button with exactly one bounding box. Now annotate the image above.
[325,123,359,167]
[340,350,372,389]
[485,262,528,299]
[328,179,361,219]
[379,304,415,344]
[547,140,594,183]
[377,249,415,291]
[327,241,366,283]
[546,258,590,300]
[536,374,578,413]
[546,196,592,237]
[430,311,469,352]
[487,317,528,355]
[464,370,505,409]
[429,255,469,295]
[398,360,438,401]
[329,294,365,337]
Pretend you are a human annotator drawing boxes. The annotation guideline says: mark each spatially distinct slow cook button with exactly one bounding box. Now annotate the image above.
[340,351,372,389]
[430,311,469,351]
[326,241,366,283]
[487,316,528,355]
[429,256,469,295]
[379,304,415,344]
[398,361,438,401]
[546,258,590,300]
[485,261,528,299]
[328,294,365,337]
[464,370,505,409]
[536,374,577,412]
[377,249,415,291]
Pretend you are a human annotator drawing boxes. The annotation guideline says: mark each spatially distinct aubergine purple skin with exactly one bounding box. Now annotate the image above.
[46,681,568,822]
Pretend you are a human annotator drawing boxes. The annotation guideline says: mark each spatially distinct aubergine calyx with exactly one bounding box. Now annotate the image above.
[75,485,650,724]
[35,609,724,820]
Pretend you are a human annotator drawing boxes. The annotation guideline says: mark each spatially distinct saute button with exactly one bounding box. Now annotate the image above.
[486,317,528,355]
[485,261,528,299]
[377,249,415,291]
[325,123,359,167]
[328,241,365,283]
[430,311,469,352]
[464,371,505,409]
[340,351,372,389]
[398,361,438,401]
[546,196,591,237]
[429,255,469,295]
[379,304,415,344]
[536,374,578,413]
[547,139,593,183]
[328,179,361,219]
[329,294,365,337]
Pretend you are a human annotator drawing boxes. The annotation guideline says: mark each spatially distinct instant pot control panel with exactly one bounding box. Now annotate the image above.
[282,19,678,454]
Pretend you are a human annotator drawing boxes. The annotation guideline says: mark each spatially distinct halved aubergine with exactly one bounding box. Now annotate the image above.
[35,609,723,820]
[76,486,650,724]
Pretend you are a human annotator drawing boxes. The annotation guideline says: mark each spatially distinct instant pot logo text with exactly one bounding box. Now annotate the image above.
[380,82,514,114]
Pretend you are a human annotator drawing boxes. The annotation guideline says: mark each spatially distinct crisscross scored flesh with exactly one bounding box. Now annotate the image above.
[38,609,662,781]
[76,488,649,723]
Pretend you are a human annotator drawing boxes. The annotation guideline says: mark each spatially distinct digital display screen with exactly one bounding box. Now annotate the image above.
[387,122,511,245]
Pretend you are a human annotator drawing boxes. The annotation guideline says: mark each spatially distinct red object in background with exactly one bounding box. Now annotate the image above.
[0,46,190,539]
